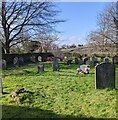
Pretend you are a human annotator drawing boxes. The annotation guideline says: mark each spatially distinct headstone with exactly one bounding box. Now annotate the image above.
[13,57,19,67]
[38,64,44,73]
[19,57,24,65]
[86,57,90,65]
[52,59,60,71]
[112,56,118,64]
[0,78,2,94]
[1,59,7,70]
[38,56,42,62]
[95,63,115,89]
[84,57,88,64]
[92,57,98,66]
[78,59,83,65]
[104,56,109,63]
[100,57,104,63]
[30,56,36,63]
[75,58,79,64]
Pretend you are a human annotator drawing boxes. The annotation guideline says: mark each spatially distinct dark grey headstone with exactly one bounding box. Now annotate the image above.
[104,57,109,63]
[30,56,36,63]
[112,56,118,64]
[19,57,24,65]
[38,64,44,73]
[75,58,79,64]
[52,59,60,71]
[95,63,115,89]
[92,57,98,66]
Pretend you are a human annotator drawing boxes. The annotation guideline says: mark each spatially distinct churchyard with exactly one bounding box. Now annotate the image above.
[1,57,118,119]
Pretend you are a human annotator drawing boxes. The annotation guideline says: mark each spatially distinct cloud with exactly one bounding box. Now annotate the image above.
[55,35,87,46]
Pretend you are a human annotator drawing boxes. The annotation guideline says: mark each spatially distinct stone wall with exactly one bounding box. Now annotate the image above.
[2,53,54,66]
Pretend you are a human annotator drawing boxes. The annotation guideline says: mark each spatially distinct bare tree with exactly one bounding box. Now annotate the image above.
[0,1,63,53]
[87,2,117,56]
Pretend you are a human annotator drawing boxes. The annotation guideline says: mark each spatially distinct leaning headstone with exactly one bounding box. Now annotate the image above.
[112,56,118,64]
[38,64,44,73]
[95,63,115,89]
[52,59,60,71]
[38,56,42,62]
[13,57,19,67]
[1,59,7,70]
[19,57,24,65]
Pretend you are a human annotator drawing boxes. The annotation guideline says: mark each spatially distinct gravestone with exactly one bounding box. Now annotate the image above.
[1,59,7,70]
[84,57,88,64]
[52,59,60,71]
[104,56,109,63]
[19,57,24,65]
[0,78,2,94]
[86,57,90,65]
[100,57,104,63]
[30,56,36,63]
[112,56,118,64]
[38,56,42,62]
[13,57,19,67]
[95,63,115,89]
[92,57,98,66]
[38,64,44,73]
[75,58,79,64]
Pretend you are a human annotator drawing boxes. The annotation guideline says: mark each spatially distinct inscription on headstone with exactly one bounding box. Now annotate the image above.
[95,63,115,89]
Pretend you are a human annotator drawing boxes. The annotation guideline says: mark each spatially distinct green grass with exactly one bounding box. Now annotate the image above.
[1,62,118,119]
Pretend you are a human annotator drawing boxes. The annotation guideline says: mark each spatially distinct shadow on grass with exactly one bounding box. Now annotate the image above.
[1,105,92,119]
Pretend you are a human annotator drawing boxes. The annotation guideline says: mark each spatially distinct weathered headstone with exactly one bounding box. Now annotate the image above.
[52,59,60,71]
[0,78,2,94]
[112,56,118,64]
[86,57,90,65]
[100,57,104,63]
[38,56,42,62]
[95,63,115,89]
[92,57,98,66]
[1,59,7,70]
[84,57,88,64]
[104,56,109,63]
[30,56,36,63]
[38,64,44,73]
[19,57,24,65]
[75,58,79,64]
[13,57,19,67]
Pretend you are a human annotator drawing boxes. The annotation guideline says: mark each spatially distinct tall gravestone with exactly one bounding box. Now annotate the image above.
[95,63,115,89]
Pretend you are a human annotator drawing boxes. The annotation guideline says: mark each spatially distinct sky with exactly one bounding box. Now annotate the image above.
[54,2,111,46]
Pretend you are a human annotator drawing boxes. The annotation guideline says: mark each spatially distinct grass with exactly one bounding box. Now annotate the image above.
[1,62,118,119]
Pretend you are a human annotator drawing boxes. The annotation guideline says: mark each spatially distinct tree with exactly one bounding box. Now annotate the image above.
[87,2,117,55]
[0,1,63,53]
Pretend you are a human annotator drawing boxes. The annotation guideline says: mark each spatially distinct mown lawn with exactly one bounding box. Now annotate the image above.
[1,62,118,119]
